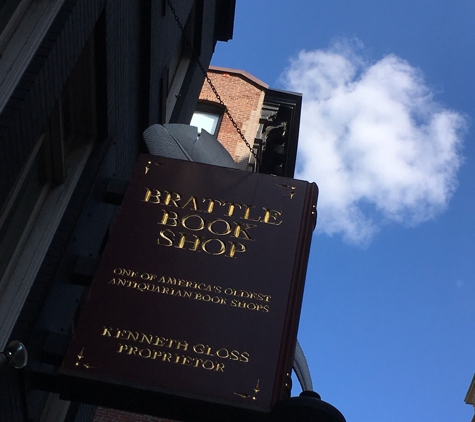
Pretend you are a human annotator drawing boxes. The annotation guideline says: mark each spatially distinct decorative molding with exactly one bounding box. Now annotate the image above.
[0,0,65,114]
[0,141,93,350]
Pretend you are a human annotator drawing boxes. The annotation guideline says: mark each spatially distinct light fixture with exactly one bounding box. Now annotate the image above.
[0,340,28,369]
[270,390,346,422]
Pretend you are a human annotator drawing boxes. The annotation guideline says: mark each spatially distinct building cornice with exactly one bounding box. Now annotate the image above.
[0,0,67,115]
[209,65,269,90]
[465,374,475,422]
[466,374,475,405]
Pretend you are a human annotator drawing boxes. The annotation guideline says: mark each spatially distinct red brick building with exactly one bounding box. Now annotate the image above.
[94,408,168,422]
[192,66,302,177]
[194,66,268,169]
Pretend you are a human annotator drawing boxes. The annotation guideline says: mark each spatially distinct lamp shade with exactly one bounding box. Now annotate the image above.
[270,391,346,422]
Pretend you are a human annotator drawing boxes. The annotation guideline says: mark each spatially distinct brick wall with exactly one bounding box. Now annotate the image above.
[94,408,171,422]
[198,69,266,169]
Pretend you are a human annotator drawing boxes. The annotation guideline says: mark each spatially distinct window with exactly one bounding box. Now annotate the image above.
[165,1,203,123]
[0,33,98,344]
[190,102,224,136]
[0,0,32,45]
[0,0,66,116]
[165,6,195,122]
[0,34,97,276]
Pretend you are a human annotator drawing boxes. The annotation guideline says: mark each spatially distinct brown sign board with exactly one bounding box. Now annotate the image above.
[60,154,318,422]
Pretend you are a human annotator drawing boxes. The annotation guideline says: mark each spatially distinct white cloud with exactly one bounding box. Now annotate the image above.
[280,39,466,245]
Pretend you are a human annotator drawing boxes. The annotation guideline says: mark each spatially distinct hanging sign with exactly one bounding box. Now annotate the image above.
[60,154,317,422]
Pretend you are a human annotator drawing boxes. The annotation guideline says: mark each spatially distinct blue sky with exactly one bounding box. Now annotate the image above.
[212,1,475,421]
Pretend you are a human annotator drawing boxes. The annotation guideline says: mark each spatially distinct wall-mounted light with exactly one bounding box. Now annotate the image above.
[270,391,346,422]
[0,341,28,369]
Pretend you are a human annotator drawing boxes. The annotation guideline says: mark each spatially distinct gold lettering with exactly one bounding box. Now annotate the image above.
[161,352,173,362]
[176,232,200,251]
[224,202,242,217]
[151,350,162,360]
[216,348,229,359]
[182,196,199,211]
[139,348,152,358]
[163,191,181,207]
[113,334,249,372]
[117,278,128,286]
[101,327,113,337]
[201,238,226,255]
[158,229,175,246]
[230,299,270,312]
[240,352,250,363]
[262,208,283,225]
[193,344,206,354]
[207,219,232,236]
[159,209,179,226]
[143,188,161,203]
[226,241,246,258]
[202,360,216,370]
[117,343,128,353]
[181,355,193,366]
[143,189,283,232]
[140,272,157,280]
[127,346,138,355]
[181,214,205,231]
[136,283,147,292]
[140,333,154,344]
[232,222,256,240]
[115,329,128,339]
[241,205,261,222]
[153,337,167,347]
[126,331,139,342]
[202,198,223,213]
[175,340,189,351]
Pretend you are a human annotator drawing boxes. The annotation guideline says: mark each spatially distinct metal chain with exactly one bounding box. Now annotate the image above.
[166,0,258,160]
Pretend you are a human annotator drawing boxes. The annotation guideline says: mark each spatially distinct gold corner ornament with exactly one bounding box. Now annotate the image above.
[277,184,297,199]
[145,160,163,175]
[234,379,260,401]
[74,347,96,369]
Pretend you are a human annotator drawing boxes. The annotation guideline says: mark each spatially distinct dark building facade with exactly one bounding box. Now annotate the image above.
[466,374,475,422]
[0,1,236,421]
